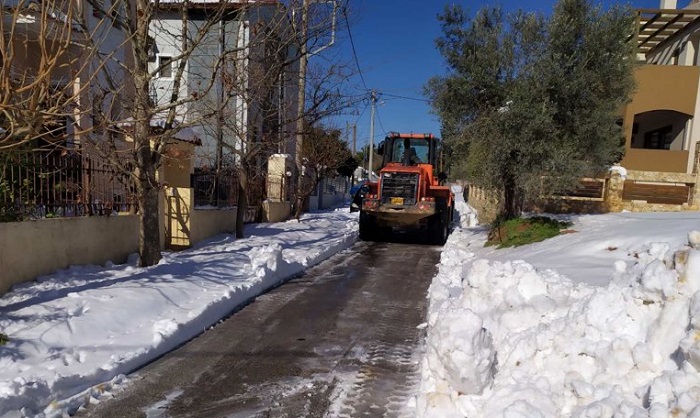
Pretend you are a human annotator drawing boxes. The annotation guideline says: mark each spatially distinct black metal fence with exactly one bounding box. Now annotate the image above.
[190,169,274,222]
[2,150,291,223]
[191,170,239,208]
[0,150,135,222]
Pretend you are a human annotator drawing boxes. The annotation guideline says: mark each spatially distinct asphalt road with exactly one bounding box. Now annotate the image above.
[76,238,441,418]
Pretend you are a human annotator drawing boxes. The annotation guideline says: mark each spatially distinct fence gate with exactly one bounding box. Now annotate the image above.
[166,194,191,249]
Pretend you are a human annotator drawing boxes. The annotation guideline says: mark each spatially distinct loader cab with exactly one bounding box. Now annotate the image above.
[379,132,437,167]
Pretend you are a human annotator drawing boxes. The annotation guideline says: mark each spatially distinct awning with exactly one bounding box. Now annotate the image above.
[632,8,700,55]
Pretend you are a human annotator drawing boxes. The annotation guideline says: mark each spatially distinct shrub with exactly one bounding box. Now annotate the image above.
[486,216,572,248]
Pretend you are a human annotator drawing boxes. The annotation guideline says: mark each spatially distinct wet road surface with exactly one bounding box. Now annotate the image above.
[77,239,441,418]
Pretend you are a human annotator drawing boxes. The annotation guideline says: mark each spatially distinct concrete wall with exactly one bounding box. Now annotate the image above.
[263,201,291,223]
[0,186,238,296]
[308,177,349,211]
[190,209,237,244]
[0,215,139,295]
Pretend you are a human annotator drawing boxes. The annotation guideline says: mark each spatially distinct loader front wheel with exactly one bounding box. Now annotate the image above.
[359,212,377,241]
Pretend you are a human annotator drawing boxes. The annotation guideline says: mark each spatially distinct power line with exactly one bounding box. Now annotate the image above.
[382,92,431,103]
[342,6,368,91]
[375,102,388,136]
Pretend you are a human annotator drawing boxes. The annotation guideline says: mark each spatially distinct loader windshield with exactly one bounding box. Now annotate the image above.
[388,138,430,165]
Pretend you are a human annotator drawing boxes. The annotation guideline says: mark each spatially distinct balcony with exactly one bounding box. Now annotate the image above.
[620,65,700,173]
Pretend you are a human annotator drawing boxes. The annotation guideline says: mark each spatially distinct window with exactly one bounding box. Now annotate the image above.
[389,138,430,164]
[158,55,173,78]
[644,125,673,150]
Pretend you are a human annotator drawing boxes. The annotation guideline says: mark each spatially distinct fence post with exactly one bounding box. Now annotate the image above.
[605,173,624,212]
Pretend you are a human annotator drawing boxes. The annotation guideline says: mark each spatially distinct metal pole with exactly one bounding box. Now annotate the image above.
[368,90,376,181]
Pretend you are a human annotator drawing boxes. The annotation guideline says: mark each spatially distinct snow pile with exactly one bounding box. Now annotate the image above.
[0,209,358,418]
[419,222,700,417]
[450,184,479,228]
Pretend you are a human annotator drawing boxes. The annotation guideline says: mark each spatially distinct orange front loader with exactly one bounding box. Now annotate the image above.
[359,132,454,244]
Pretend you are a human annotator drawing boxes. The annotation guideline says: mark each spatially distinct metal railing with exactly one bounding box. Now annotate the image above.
[191,169,267,223]
[0,150,135,222]
[191,170,239,208]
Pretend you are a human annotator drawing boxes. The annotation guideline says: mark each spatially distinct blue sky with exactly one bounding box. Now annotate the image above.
[328,0,666,151]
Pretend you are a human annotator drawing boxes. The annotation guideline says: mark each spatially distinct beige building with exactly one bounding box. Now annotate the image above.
[600,0,700,211]
[623,0,700,174]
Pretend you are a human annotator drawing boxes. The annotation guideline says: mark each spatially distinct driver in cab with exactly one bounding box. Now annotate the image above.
[403,147,422,165]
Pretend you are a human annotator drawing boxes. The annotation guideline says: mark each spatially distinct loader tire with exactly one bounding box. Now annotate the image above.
[359,212,377,241]
[429,202,450,245]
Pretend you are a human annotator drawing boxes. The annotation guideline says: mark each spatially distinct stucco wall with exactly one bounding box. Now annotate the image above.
[263,201,291,223]
[0,215,139,295]
[190,209,237,244]
[621,65,700,173]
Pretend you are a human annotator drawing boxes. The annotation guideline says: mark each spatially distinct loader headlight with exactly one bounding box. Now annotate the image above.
[362,198,379,210]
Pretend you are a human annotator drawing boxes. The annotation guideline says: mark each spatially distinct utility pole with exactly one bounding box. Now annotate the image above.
[368,90,377,180]
[293,0,337,217]
[352,123,357,156]
[294,0,310,215]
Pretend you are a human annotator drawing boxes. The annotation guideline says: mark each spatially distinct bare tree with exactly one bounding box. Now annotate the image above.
[204,0,353,236]
[0,0,90,151]
[77,0,281,266]
[193,4,298,239]
[1,0,356,265]
[293,124,352,219]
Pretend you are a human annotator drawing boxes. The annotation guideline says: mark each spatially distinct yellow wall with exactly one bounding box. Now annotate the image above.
[621,65,700,172]
[626,66,700,116]
[622,149,690,173]
[165,187,236,248]
[0,215,139,295]
[1,186,237,296]
[191,209,237,244]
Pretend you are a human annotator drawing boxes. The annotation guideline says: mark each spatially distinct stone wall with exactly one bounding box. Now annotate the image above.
[464,169,700,225]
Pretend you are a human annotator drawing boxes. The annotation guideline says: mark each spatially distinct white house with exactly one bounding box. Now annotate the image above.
[149,0,299,171]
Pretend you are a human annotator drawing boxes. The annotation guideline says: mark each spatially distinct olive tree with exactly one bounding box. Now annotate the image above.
[427,0,636,218]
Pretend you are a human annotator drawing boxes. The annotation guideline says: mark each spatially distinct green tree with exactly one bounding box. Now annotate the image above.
[427,0,635,218]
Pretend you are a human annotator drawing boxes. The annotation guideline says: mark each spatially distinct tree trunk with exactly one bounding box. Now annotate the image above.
[502,175,522,220]
[235,169,248,238]
[136,169,162,267]
[294,193,304,220]
[294,175,320,220]
[132,0,161,267]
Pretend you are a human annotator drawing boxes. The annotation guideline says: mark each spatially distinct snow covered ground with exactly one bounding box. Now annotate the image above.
[0,209,358,418]
[5,187,700,418]
[418,189,700,417]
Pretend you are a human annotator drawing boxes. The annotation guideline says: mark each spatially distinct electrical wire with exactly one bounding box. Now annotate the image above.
[375,104,388,136]
[342,5,369,92]
[382,92,431,103]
